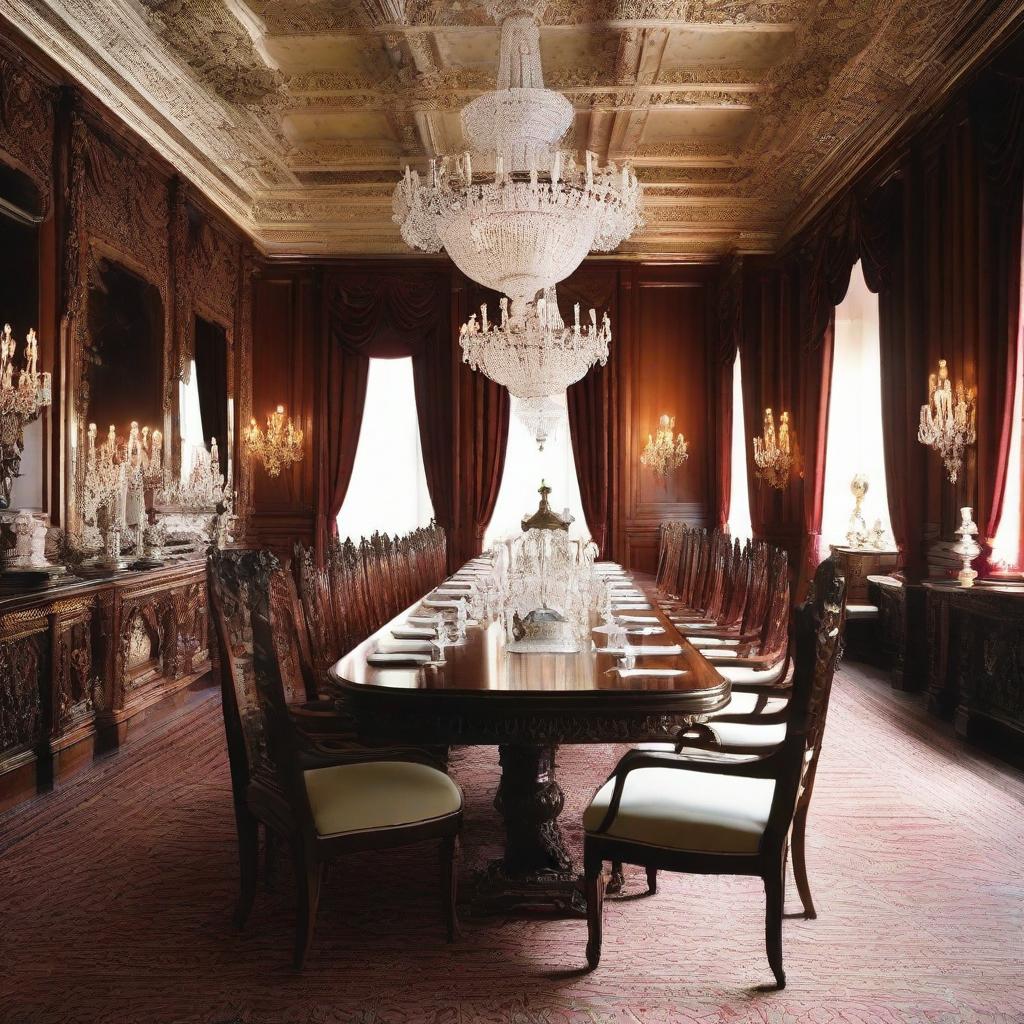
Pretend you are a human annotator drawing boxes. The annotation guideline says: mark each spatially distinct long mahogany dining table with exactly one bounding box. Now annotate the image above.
[329,563,730,913]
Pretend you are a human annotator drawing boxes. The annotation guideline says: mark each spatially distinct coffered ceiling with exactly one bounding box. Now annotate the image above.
[3,0,1022,258]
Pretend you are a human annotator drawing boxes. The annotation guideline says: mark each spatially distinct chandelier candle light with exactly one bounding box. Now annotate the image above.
[460,287,610,398]
[516,395,563,451]
[0,324,51,509]
[244,405,303,478]
[753,408,793,489]
[640,414,689,476]
[918,358,976,484]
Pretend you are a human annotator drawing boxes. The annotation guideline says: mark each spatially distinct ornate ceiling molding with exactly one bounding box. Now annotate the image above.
[4,0,1021,257]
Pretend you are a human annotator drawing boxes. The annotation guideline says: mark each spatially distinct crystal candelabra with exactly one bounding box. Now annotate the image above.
[953,506,980,588]
[753,408,793,489]
[515,395,563,451]
[80,421,163,568]
[846,474,869,547]
[0,324,52,509]
[460,286,610,399]
[640,414,689,477]
[243,405,303,477]
[158,438,230,512]
[918,359,976,484]
[392,1,642,306]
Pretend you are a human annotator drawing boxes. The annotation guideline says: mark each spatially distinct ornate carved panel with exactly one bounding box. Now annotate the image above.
[0,37,56,214]
[0,610,47,756]
[52,599,96,734]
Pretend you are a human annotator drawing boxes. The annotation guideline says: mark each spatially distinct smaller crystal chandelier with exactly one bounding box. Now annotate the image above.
[918,359,976,484]
[244,404,303,477]
[640,414,688,476]
[0,324,52,509]
[753,407,793,489]
[515,395,563,451]
[460,287,610,399]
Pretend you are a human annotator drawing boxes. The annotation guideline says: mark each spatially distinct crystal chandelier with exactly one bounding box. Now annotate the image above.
[918,359,976,483]
[0,324,52,509]
[753,407,793,489]
[515,395,563,451]
[640,414,689,476]
[460,287,610,399]
[392,1,643,308]
[244,404,303,478]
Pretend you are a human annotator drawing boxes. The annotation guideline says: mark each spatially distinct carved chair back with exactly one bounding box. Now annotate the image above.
[656,521,684,594]
[740,540,771,635]
[208,548,281,803]
[755,548,791,658]
[292,542,343,677]
[270,565,320,704]
[719,539,751,626]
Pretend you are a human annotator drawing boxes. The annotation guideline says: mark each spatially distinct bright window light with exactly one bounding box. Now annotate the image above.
[179,360,205,483]
[727,353,752,542]
[991,224,1024,570]
[820,261,894,549]
[336,357,434,541]
[484,392,589,546]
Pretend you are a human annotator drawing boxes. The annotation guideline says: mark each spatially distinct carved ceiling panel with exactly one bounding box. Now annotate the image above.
[3,0,1020,257]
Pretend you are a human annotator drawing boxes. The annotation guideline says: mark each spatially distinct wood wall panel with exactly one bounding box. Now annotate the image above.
[247,269,318,548]
[618,264,717,573]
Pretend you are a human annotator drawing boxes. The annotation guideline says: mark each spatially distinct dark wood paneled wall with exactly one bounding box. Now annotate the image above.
[248,259,720,571]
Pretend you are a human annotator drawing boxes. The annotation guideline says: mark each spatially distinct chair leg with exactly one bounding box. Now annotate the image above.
[584,850,606,970]
[645,866,658,895]
[440,834,459,942]
[763,865,786,990]
[292,845,323,970]
[791,804,816,920]
[233,804,259,929]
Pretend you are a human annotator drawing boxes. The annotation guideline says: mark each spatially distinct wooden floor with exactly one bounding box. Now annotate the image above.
[1,659,1023,1024]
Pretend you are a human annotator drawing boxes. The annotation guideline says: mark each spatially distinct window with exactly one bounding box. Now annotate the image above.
[484,392,589,546]
[336,357,434,540]
[991,218,1024,570]
[820,260,894,548]
[178,360,205,482]
[727,352,752,542]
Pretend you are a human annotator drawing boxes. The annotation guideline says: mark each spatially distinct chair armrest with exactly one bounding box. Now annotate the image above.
[591,747,783,835]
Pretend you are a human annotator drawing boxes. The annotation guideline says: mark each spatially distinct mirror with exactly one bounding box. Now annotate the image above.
[0,164,43,511]
[181,315,230,486]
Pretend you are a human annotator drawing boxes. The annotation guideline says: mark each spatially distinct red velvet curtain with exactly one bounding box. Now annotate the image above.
[320,273,452,555]
[715,259,742,529]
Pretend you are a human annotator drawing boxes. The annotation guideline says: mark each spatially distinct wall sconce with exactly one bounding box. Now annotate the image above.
[918,358,976,484]
[753,407,793,489]
[0,325,51,509]
[244,404,304,478]
[640,414,689,476]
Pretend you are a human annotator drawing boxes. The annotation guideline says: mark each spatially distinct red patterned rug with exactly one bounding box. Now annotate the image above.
[1,663,1023,1024]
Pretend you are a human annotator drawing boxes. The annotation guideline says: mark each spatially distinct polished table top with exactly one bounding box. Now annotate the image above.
[330,565,731,726]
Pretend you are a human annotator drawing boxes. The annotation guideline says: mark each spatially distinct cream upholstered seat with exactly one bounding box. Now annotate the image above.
[720,689,788,714]
[717,659,789,688]
[304,761,462,838]
[845,603,879,621]
[584,766,775,854]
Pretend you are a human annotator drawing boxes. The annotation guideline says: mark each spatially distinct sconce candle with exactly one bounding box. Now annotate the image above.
[753,407,793,489]
[918,359,976,483]
[0,324,52,509]
[244,404,304,477]
[640,414,689,476]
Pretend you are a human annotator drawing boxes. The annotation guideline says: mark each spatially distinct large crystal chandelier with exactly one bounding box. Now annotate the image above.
[918,358,976,484]
[392,1,643,307]
[460,287,610,399]
[516,395,563,451]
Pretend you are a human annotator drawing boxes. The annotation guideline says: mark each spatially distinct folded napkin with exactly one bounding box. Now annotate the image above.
[423,598,465,609]
[367,652,431,666]
[703,650,739,660]
[689,637,740,647]
[606,579,636,587]
[618,614,658,623]
[609,590,645,600]
[611,603,653,612]
[627,625,665,636]
[392,627,436,639]
[598,643,682,656]
[614,668,686,679]
[433,589,472,599]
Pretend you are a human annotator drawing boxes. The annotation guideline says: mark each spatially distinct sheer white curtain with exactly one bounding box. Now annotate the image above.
[178,359,205,482]
[727,353,752,542]
[336,357,434,541]
[484,392,589,546]
[820,260,894,547]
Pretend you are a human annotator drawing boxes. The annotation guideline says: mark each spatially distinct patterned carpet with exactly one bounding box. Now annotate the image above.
[2,663,1023,1024]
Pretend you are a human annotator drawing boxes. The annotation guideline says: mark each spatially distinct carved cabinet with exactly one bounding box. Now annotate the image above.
[923,581,1024,767]
[0,561,211,812]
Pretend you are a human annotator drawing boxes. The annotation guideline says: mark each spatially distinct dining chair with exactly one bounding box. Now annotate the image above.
[209,547,464,968]
[582,558,846,988]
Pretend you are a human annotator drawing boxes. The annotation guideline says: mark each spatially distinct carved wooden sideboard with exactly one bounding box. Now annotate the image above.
[0,561,211,812]
[923,580,1024,767]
